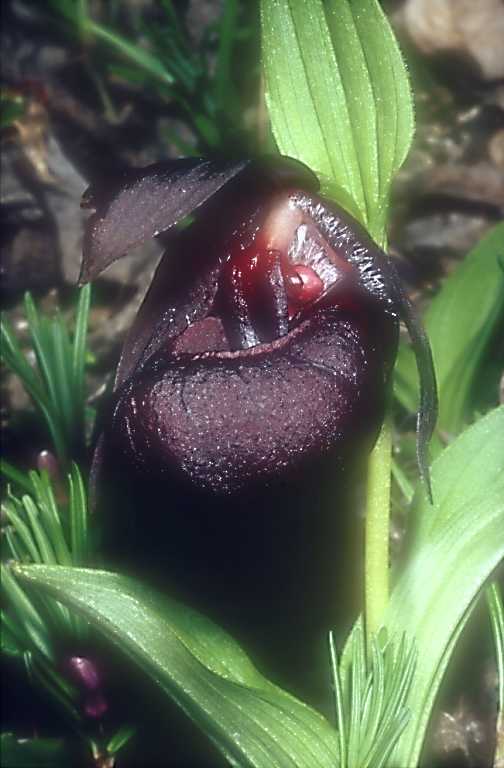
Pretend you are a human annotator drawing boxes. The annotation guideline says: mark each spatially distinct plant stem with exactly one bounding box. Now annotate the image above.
[365,386,393,648]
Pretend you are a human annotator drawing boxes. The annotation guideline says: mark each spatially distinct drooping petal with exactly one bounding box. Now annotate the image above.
[387,267,438,502]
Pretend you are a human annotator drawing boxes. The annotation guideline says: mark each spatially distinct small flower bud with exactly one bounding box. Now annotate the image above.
[69,655,101,690]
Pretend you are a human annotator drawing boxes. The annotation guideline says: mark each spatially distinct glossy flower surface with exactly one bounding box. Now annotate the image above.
[80,156,435,500]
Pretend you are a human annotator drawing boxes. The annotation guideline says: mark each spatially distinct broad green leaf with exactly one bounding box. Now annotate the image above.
[486,583,504,766]
[261,0,414,246]
[393,340,418,418]
[424,221,504,434]
[14,565,341,768]
[382,406,504,766]
[0,734,77,768]
[394,221,504,435]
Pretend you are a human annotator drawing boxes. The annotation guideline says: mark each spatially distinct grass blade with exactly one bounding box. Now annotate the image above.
[1,563,54,661]
[68,464,88,567]
[3,501,41,564]
[71,283,91,405]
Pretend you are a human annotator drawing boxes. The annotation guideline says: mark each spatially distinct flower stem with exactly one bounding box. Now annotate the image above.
[365,386,393,648]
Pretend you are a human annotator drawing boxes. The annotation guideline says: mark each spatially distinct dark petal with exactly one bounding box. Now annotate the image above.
[79,158,249,284]
[79,155,318,286]
[387,265,438,503]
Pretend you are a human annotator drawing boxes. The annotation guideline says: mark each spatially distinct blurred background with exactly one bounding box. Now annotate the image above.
[1,1,503,766]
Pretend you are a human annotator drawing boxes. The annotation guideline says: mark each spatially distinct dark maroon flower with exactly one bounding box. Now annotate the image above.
[80,156,436,502]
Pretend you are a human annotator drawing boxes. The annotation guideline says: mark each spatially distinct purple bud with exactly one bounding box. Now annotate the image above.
[69,655,101,691]
[84,693,107,718]
[37,450,59,477]
[37,450,68,505]
[69,656,108,719]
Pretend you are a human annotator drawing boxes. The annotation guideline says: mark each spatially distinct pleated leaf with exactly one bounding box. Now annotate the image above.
[261,0,414,247]
[394,221,504,436]
[382,406,504,766]
[14,565,341,768]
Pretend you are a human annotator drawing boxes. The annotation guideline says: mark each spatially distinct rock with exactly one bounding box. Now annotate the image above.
[397,0,504,80]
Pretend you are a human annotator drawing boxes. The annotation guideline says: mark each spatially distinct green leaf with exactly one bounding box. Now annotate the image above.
[106,723,137,756]
[382,406,504,766]
[486,582,504,767]
[22,496,57,566]
[3,468,89,641]
[261,0,414,246]
[215,0,239,104]
[425,221,504,434]
[1,460,35,493]
[68,464,88,568]
[394,221,504,436]
[23,295,59,412]
[0,733,77,768]
[14,565,341,768]
[329,621,415,768]
[393,341,418,418]
[27,471,72,567]
[0,313,48,407]
[1,288,91,467]
[71,266,91,391]
[1,610,29,657]
[2,499,41,564]
[1,564,54,662]
[0,90,27,129]
[86,20,175,85]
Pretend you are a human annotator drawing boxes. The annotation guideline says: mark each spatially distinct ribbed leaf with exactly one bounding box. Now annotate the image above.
[425,221,504,434]
[261,0,414,246]
[14,565,341,768]
[394,221,504,436]
[382,406,504,766]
